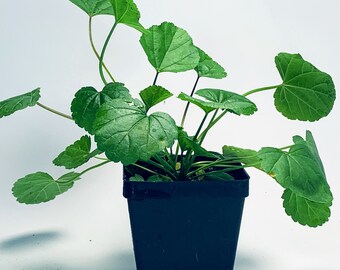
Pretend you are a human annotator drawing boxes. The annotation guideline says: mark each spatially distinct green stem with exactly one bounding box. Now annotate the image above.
[180,74,200,127]
[131,163,164,176]
[37,102,73,120]
[198,109,226,143]
[193,113,209,142]
[88,149,103,159]
[279,145,293,151]
[153,71,160,85]
[99,21,118,85]
[78,160,111,177]
[242,84,281,97]
[89,17,115,82]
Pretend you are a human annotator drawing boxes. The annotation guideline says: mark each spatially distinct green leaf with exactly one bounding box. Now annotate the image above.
[0,88,40,119]
[140,22,200,73]
[110,0,146,33]
[222,145,261,168]
[148,175,172,182]
[93,99,178,165]
[195,47,227,79]
[282,189,332,227]
[129,174,144,181]
[274,52,336,121]
[139,85,173,111]
[178,128,217,158]
[12,172,80,204]
[204,172,234,181]
[68,0,114,16]
[53,135,92,169]
[178,89,257,115]
[196,89,257,115]
[258,132,332,203]
[71,82,131,134]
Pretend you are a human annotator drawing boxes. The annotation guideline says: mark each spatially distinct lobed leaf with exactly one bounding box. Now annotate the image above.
[0,88,40,119]
[195,47,227,79]
[53,135,92,169]
[93,98,178,165]
[274,52,336,121]
[110,0,146,33]
[12,172,80,204]
[177,92,215,113]
[140,22,200,73]
[71,82,131,134]
[68,0,114,16]
[282,189,332,227]
[222,145,261,168]
[139,85,173,111]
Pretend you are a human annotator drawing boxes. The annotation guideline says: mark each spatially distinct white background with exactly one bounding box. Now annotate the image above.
[1,0,339,269]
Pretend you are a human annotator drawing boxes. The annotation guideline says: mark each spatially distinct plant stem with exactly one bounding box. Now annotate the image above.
[193,113,209,142]
[180,74,200,127]
[130,163,162,176]
[242,84,281,97]
[78,160,111,177]
[99,21,118,85]
[89,17,115,82]
[37,102,73,120]
[279,145,293,151]
[198,109,226,143]
[153,71,160,85]
[198,109,219,144]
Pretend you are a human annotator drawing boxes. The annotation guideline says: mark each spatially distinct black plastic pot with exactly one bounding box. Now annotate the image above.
[123,168,249,270]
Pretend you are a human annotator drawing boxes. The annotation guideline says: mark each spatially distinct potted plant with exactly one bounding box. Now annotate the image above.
[0,0,336,269]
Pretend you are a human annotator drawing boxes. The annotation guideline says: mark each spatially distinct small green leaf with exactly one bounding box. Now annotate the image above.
[177,92,215,113]
[148,175,172,182]
[130,174,144,182]
[274,52,336,121]
[196,89,257,115]
[282,189,332,227]
[258,132,332,203]
[195,47,227,79]
[93,99,178,165]
[0,88,40,119]
[68,0,114,16]
[110,0,146,33]
[178,128,217,158]
[12,172,80,204]
[53,135,92,169]
[140,22,200,73]
[71,82,131,134]
[139,85,173,111]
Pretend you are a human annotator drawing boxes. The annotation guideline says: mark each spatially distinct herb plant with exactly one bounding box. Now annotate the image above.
[1,0,335,228]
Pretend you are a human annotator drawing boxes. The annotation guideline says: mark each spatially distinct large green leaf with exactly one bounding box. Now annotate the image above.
[222,145,261,168]
[53,135,92,169]
[177,92,214,113]
[282,189,332,227]
[12,172,80,204]
[274,52,336,121]
[93,99,178,165]
[0,88,40,119]
[140,22,200,73]
[139,85,173,111]
[258,132,332,203]
[195,47,227,79]
[71,82,131,134]
[68,0,114,16]
[110,0,146,33]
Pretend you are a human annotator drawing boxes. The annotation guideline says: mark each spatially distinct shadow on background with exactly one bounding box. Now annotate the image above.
[0,231,63,252]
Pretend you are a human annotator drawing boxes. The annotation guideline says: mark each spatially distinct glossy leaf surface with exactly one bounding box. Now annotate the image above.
[140,22,199,72]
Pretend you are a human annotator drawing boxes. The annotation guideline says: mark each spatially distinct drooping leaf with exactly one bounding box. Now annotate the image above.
[93,99,178,165]
[195,47,227,79]
[68,0,114,16]
[178,128,217,158]
[139,85,173,111]
[178,89,257,116]
[196,89,257,115]
[222,145,261,168]
[177,92,215,113]
[53,135,92,169]
[140,22,200,73]
[71,82,131,134]
[12,172,80,204]
[204,171,234,181]
[0,88,40,119]
[258,132,332,203]
[110,0,146,33]
[274,52,336,121]
[282,189,332,227]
